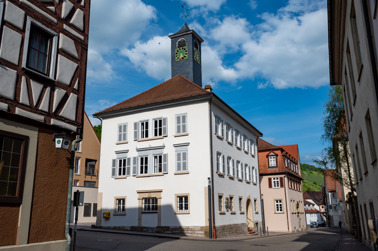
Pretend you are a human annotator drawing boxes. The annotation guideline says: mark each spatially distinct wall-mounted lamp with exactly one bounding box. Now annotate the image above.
[53,132,71,150]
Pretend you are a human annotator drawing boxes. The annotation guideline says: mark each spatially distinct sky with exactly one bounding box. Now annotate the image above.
[85,0,331,165]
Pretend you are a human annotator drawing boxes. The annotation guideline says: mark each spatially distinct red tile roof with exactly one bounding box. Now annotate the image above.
[258,138,279,150]
[305,209,319,213]
[303,191,324,205]
[94,75,209,116]
[281,145,299,161]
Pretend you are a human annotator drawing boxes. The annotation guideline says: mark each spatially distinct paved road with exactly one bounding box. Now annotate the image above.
[74,227,368,251]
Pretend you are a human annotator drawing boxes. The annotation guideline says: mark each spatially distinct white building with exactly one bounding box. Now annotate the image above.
[94,24,263,238]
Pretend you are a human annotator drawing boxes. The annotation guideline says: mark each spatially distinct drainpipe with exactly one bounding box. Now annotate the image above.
[283,175,290,232]
[65,137,82,251]
[209,96,216,238]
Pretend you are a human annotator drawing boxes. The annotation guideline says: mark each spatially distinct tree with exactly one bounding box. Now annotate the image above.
[320,86,361,239]
[94,124,102,140]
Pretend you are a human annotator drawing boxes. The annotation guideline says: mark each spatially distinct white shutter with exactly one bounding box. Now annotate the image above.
[126,158,131,176]
[232,160,235,177]
[112,159,116,177]
[118,125,122,142]
[182,151,187,171]
[123,124,127,141]
[227,157,230,175]
[222,155,225,173]
[134,122,139,140]
[182,114,187,133]
[216,153,220,172]
[176,115,181,134]
[215,117,219,135]
[176,152,181,171]
[163,153,168,173]
[231,128,234,143]
[162,117,167,136]
[221,120,224,137]
[132,157,137,176]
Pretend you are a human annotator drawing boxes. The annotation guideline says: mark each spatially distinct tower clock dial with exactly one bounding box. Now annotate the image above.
[175,46,188,61]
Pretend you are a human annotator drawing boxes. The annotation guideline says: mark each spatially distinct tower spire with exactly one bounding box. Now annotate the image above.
[181,3,188,23]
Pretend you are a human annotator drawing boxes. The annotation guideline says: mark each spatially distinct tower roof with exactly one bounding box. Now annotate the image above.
[169,23,204,43]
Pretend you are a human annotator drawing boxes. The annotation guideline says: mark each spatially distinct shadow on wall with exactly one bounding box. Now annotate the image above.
[89,204,206,237]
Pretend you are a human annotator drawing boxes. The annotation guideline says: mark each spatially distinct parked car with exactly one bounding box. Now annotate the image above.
[310,221,318,228]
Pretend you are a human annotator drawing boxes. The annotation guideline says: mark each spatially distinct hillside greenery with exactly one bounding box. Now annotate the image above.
[94,125,102,140]
[301,163,324,192]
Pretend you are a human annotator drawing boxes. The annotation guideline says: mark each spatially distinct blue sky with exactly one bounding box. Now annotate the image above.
[85,0,330,165]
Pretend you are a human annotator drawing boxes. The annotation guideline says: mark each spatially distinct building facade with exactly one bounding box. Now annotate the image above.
[258,139,306,232]
[324,170,346,227]
[0,0,90,249]
[303,191,326,226]
[328,0,378,248]
[71,112,100,224]
[94,24,263,238]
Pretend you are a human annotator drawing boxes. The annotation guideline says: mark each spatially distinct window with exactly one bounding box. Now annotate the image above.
[365,110,377,164]
[85,160,96,176]
[143,197,158,212]
[0,132,28,204]
[275,200,283,213]
[254,198,258,213]
[84,181,96,187]
[83,203,91,217]
[239,197,243,212]
[74,157,80,174]
[245,164,250,182]
[350,2,363,78]
[226,124,233,143]
[176,195,189,213]
[227,157,235,177]
[177,38,186,47]
[235,130,241,148]
[153,155,163,173]
[153,117,167,137]
[73,180,79,186]
[250,140,255,156]
[215,116,223,137]
[243,136,249,152]
[111,157,131,177]
[76,141,81,152]
[22,17,58,78]
[115,198,125,214]
[355,144,363,179]
[134,120,149,140]
[139,156,148,174]
[93,203,97,217]
[176,114,187,134]
[229,196,234,212]
[237,161,242,179]
[176,150,188,172]
[252,166,257,184]
[272,177,280,188]
[117,123,127,142]
[218,194,224,212]
[346,42,357,103]
[268,155,277,167]
[216,152,225,174]
[359,132,368,174]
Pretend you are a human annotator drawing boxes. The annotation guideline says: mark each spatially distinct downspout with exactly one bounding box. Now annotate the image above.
[65,137,81,251]
[283,175,290,232]
[209,95,216,238]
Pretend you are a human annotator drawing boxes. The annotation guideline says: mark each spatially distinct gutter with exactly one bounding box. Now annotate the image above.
[209,95,216,238]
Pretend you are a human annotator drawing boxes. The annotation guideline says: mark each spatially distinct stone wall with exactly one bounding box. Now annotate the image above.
[215,223,248,238]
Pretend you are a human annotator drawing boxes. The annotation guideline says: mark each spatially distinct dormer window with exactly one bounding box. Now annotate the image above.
[268,153,277,167]
[177,38,186,48]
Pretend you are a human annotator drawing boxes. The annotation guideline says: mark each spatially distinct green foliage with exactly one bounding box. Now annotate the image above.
[301,163,324,192]
[94,124,102,140]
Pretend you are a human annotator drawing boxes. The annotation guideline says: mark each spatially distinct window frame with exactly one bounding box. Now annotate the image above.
[218,194,224,213]
[175,194,190,214]
[22,17,58,80]
[83,203,92,217]
[117,123,128,142]
[175,113,187,134]
[215,116,223,138]
[275,199,283,213]
[152,117,167,137]
[142,197,158,213]
[114,197,126,216]
[0,130,29,204]
[175,148,188,172]
[272,177,280,188]
[268,154,277,167]
[74,156,80,175]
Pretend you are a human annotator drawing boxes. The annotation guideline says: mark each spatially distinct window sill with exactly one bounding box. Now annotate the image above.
[230,211,236,215]
[250,153,255,157]
[227,140,233,145]
[275,212,284,214]
[228,175,234,179]
[142,211,158,214]
[219,211,226,215]
[371,158,377,166]
[216,172,224,176]
[246,180,251,184]
[174,171,189,175]
[237,178,243,182]
[236,146,241,150]
[174,133,189,137]
[114,176,127,179]
[216,134,223,140]
[253,182,257,185]
[116,141,128,145]
[136,173,164,178]
[255,211,259,214]
[175,211,190,215]
[137,136,164,142]
[113,213,126,216]
[23,66,55,82]
[240,211,245,214]
[243,150,249,154]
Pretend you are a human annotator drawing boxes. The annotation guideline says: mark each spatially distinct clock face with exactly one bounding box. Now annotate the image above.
[175,46,188,61]
[194,47,200,64]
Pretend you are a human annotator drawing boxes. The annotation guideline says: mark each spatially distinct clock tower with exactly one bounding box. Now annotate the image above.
[169,23,204,87]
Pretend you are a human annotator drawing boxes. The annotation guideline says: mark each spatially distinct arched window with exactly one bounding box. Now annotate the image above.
[177,38,186,48]
[194,40,199,50]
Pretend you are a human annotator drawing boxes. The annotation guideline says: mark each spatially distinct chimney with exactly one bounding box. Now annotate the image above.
[204,84,212,92]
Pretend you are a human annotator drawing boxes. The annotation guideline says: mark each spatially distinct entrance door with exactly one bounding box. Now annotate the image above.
[246,199,254,230]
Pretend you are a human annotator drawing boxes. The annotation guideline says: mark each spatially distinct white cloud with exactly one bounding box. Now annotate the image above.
[249,0,257,10]
[281,0,326,13]
[87,49,114,83]
[120,36,171,80]
[89,0,156,52]
[183,0,227,11]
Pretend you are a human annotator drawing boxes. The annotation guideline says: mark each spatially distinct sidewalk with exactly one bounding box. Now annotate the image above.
[74,224,304,241]
[336,229,371,251]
